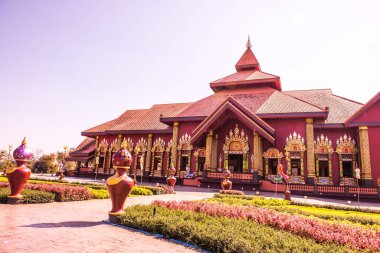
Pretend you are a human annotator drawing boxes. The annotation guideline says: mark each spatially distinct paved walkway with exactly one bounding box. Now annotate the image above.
[0,189,214,253]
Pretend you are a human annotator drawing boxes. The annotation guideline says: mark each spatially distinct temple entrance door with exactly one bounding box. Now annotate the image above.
[228,154,243,173]
[318,161,329,177]
[180,156,189,171]
[268,158,278,175]
[198,157,205,172]
[342,161,353,177]
[291,159,301,176]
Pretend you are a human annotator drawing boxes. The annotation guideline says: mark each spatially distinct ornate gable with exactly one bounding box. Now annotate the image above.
[285,132,306,152]
[135,137,147,153]
[99,139,108,152]
[122,137,134,152]
[263,148,283,159]
[178,133,193,151]
[223,124,249,153]
[336,134,357,155]
[109,139,118,152]
[152,137,165,153]
[314,134,333,154]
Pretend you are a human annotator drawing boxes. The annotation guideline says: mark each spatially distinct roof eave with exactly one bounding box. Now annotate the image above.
[257,112,328,119]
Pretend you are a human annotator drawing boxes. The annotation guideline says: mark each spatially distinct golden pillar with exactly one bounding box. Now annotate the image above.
[171,122,180,167]
[359,126,372,185]
[205,130,213,170]
[106,150,112,174]
[253,132,263,176]
[145,133,153,173]
[94,136,100,171]
[306,118,315,184]
[211,134,218,168]
[117,134,123,148]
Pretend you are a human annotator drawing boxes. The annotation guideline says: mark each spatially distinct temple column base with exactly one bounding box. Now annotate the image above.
[306,177,315,185]
[360,179,373,187]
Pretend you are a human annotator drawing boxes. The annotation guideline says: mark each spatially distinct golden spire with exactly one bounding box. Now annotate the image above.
[22,137,27,145]
[121,139,127,149]
[246,34,252,48]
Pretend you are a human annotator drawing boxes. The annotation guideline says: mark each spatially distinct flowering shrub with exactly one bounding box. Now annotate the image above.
[153,200,380,251]
[212,194,380,227]
[219,190,245,195]
[0,188,55,204]
[121,205,354,252]
[24,183,92,202]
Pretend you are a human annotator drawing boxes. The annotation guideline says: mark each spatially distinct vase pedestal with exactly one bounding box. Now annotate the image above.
[108,213,122,224]
[285,190,291,201]
[7,196,23,205]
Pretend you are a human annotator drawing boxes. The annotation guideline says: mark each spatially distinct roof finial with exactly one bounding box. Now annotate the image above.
[246,34,252,48]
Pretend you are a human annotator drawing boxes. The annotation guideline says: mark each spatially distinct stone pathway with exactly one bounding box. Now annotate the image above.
[0,189,214,253]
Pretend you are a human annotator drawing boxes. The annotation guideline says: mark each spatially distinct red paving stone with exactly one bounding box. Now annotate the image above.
[0,190,214,253]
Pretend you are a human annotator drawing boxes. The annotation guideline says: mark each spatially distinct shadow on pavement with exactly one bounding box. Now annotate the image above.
[22,221,104,228]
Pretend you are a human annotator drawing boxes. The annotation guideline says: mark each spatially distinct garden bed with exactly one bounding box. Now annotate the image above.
[115,194,380,252]
[0,175,173,204]
[119,204,363,253]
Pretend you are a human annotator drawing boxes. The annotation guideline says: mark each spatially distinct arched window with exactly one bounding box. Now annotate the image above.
[134,138,147,176]
[314,134,333,185]
[194,148,206,177]
[97,139,108,174]
[284,132,306,184]
[222,124,249,173]
[151,137,165,177]
[177,133,193,178]
[263,148,283,179]
[336,134,357,186]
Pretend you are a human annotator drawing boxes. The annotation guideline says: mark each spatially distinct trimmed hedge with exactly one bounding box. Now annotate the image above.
[0,188,55,204]
[131,187,153,196]
[89,188,110,199]
[120,205,357,253]
[219,190,245,195]
[139,185,174,195]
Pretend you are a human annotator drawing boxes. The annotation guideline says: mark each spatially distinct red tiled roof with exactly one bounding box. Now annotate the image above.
[69,137,95,156]
[108,103,191,132]
[82,109,147,134]
[284,89,363,124]
[235,47,261,71]
[82,103,192,135]
[257,90,326,115]
[176,87,275,118]
[211,70,277,84]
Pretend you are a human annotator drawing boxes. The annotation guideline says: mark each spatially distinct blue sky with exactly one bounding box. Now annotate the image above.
[0,0,379,153]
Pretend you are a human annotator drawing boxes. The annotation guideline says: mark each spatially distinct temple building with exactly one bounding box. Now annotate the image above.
[68,37,380,189]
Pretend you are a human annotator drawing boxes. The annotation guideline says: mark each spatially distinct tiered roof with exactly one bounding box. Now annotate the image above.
[81,38,363,139]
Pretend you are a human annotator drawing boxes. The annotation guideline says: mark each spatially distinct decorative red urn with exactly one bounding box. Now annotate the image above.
[166,164,177,188]
[106,140,134,223]
[221,168,232,190]
[7,137,32,204]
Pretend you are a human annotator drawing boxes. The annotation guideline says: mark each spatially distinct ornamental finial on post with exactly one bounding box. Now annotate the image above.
[246,34,252,48]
